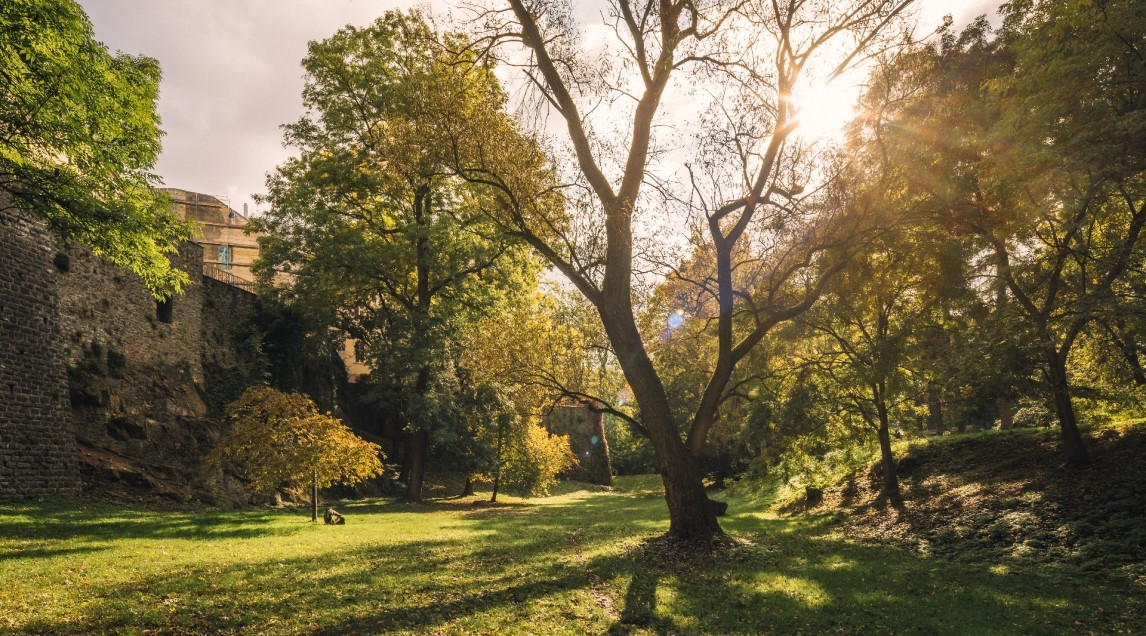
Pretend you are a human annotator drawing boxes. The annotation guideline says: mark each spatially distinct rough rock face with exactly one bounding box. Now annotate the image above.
[53,239,262,506]
[0,208,79,499]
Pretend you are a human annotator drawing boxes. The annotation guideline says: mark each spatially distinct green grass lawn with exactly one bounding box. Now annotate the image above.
[1,476,1142,635]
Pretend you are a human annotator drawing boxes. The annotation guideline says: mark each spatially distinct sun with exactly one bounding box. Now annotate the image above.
[792,74,864,142]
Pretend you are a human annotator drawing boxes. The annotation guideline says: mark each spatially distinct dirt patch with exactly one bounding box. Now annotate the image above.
[822,424,1146,582]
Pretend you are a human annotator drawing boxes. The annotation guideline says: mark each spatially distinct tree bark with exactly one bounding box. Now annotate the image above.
[997,396,1013,430]
[405,427,429,502]
[1123,344,1146,386]
[397,433,410,485]
[926,382,944,434]
[601,303,722,540]
[876,402,900,497]
[404,187,434,504]
[490,416,504,503]
[311,470,318,522]
[1108,322,1146,386]
[1045,347,1090,467]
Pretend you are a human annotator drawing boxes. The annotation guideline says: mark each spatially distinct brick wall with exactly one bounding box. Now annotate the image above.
[0,208,79,498]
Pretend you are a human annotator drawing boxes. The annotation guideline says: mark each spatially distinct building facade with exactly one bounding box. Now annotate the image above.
[166,189,260,282]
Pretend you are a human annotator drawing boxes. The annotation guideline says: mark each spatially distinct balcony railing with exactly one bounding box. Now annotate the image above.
[203,264,255,292]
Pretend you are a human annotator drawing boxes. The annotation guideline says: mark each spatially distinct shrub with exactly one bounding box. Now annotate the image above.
[500,421,575,497]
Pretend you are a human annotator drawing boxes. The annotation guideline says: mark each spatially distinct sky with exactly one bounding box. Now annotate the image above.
[80,0,1004,216]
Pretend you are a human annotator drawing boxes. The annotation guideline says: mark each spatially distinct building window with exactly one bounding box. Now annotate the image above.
[156,298,173,324]
[217,245,232,269]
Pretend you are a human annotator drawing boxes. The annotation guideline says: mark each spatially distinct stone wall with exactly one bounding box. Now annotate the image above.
[0,208,79,499]
[200,276,262,417]
[56,239,261,502]
[57,242,205,380]
[544,404,613,485]
[0,192,267,503]
[58,242,212,485]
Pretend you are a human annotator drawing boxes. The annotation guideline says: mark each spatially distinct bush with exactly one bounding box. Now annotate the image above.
[500,422,575,497]
[1012,403,1055,429]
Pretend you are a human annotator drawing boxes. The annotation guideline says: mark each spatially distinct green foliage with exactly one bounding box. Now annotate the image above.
[603,414,656,475]
[250,11,541,483]
[498,421,575,497]
[1011,403,1055,429]
[206,387,384,494]
[0,0,191,296]
[855,0,1146,463]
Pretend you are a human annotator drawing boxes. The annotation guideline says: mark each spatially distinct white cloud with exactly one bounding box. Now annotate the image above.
[79,0,1005,216]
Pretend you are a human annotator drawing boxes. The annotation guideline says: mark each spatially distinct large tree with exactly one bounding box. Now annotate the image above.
[0,0,190,295]
[448,0,917,539]
[874,1,1146,466]
[252,11,539,502]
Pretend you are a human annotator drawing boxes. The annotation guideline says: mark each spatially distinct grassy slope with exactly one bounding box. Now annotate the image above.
[816,419,1146,580]
[2,470,1143,635]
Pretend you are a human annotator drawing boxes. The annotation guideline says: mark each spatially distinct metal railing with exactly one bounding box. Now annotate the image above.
[203,264,256,292]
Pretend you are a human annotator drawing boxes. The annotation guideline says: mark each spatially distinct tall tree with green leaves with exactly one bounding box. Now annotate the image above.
[874,1,1146,466]
[449,0,917,540]
[0,0,190,295]
[251,10,539,502]
[798,229,934,497]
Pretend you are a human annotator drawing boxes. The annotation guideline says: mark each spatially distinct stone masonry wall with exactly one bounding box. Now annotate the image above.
[199,276,261,419]
[57,242,213,484]
[0,208,79,499]
[57,242,205,381]
[0,194,265,503]
[201,277,259,373]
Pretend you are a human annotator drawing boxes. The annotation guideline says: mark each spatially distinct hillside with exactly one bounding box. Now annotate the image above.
[809,420,1146,583]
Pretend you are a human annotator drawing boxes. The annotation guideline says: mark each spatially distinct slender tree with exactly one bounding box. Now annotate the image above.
[206,387,384,521]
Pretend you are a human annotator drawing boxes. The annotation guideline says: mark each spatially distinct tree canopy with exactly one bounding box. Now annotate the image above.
[251,10,542,503]
[0,0,191,296]
[206,387,385,520]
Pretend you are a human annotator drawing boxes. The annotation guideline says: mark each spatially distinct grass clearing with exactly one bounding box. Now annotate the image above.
[2,474,1143,634]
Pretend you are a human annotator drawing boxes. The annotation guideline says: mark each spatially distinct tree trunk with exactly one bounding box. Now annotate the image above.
[1046,347,1090,467]
[1109,324,1146,386]
[404,188,433,503]
[658,446,722,540]
[397,434,410,485]
[876,403,900,497]
[926,382,944,434]
[997,396,1014,430]
[600,303,722,541]
[490,417,504,503]
[311,470,318,522]
[405,427,428,503]
[1126,348,1146,386]
[462,475,474,497]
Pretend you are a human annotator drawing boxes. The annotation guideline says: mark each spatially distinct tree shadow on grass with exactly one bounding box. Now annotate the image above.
[5,490,1144,635]
[0,544,107,562]
[0,500,302,544]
